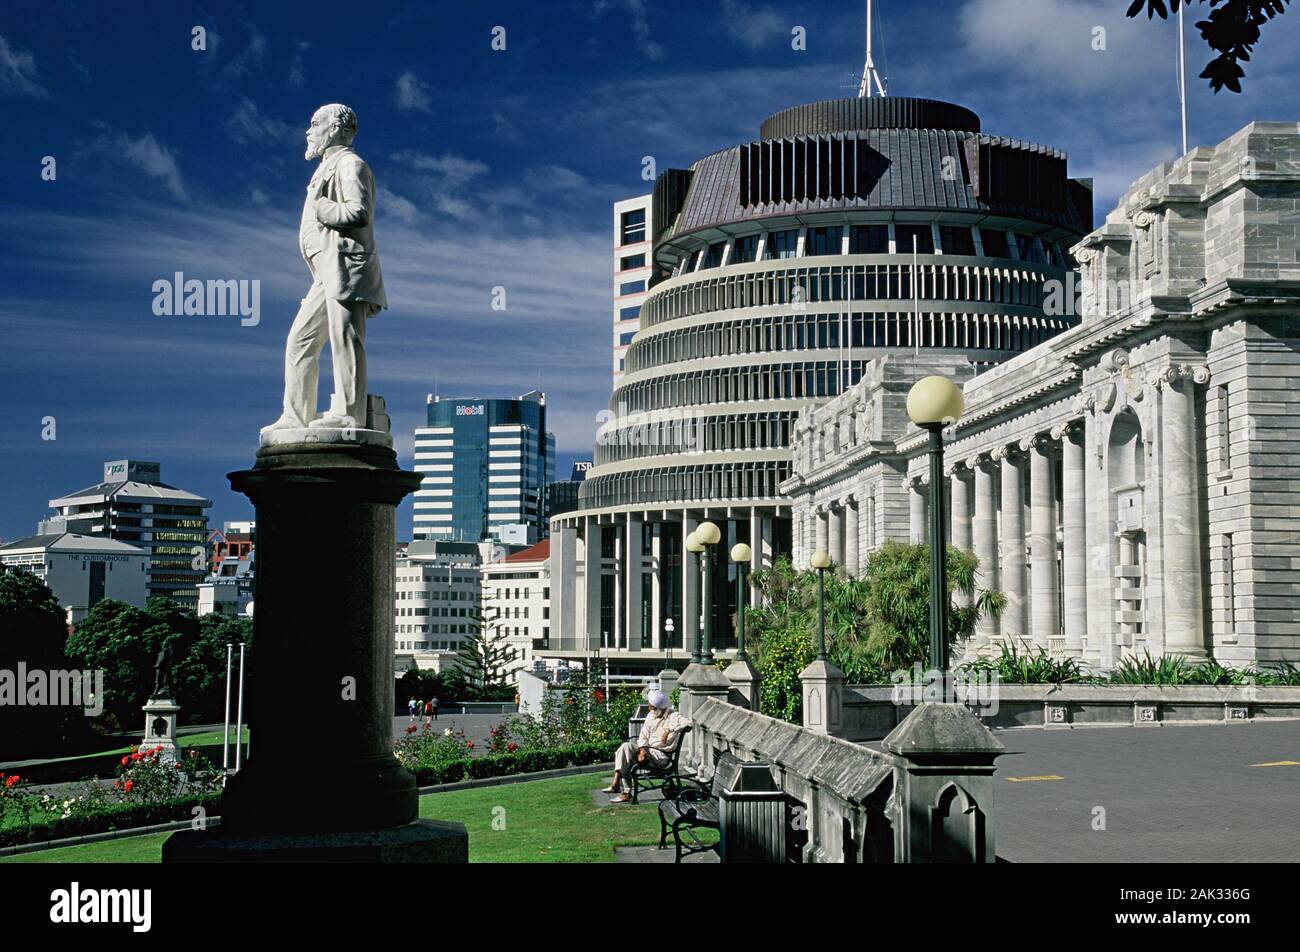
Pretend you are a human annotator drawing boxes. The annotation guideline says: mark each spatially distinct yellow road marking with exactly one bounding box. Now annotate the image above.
[1006,775,1065,782]
[1250,760,1300,767]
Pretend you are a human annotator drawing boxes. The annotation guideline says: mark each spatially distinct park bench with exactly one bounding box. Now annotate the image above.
[656,752,742,863]
[628,725,693,804]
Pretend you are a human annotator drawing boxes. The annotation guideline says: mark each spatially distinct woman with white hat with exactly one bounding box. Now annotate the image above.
[604,689,689,803]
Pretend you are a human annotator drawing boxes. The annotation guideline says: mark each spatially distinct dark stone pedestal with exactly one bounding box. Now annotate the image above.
[162,441,468,862]
[163,819,468,863]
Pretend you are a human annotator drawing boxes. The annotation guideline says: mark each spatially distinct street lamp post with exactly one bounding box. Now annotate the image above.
[906,375,966,675]
[730,542,752,661]
[664,617,675,664]
[810,549,831,661]
[697,521,721,664]
[685,531,705,663]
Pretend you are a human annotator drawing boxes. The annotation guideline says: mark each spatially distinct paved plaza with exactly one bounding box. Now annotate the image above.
[984,721,1300,862]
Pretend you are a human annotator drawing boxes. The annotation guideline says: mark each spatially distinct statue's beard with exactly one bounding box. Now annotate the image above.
[306,136,330,161]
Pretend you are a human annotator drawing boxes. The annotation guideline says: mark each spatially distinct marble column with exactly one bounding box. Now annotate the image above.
[815,506,829,556]
[828,503,844,569]
[950,465,971,609]
[951,465,972,553]
[681,514,700,658]
[845,498,860,576]
[625,512,643,652]
[997,445,1027,644]
[973,458,998,646]
[1027,436,1059,649]
[1160,369,1209,658]
[909,481,926,543]
[584,516,603,654]
[1057,422,1087,657]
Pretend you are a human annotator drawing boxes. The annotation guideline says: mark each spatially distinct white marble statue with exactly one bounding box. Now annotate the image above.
[261,103,388,443]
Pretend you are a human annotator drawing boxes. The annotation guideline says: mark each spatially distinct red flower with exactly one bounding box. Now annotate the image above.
[113,779,122,790]
[506,742,518,752]
[4,775,19,788]
[465,741,474,749]
[121,756,130,766]
[154,745,163,753]
[174,764,183,771]
[405,724,418,734]
[123,780,134,792]
[130,751,142,761]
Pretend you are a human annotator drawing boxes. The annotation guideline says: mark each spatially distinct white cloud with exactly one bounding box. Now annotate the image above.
[394,70,432,113]
[0,33,49,97]
[594,0,665,61]
[225,98,297,146]
[377,186,419,224]
[223,22,267,77]
[84,126,189,202]
[719,0,787,50]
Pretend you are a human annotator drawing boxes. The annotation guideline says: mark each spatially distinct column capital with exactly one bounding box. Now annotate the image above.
[1155,362,1211,388]
[991,442,1022,462]
[1050,419,1083,442]
[1019,432,1056,455]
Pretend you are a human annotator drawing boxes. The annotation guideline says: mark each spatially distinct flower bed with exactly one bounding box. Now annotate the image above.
[0,743,224,848]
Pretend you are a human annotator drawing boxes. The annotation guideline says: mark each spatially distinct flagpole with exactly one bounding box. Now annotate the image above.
[1178,3,1188,154]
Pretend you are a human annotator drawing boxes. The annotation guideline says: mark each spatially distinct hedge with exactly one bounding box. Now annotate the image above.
[0,792,223,849]
[413,741,620,786]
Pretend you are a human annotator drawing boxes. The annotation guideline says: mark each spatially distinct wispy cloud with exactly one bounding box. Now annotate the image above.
[719,0,788,51]
[82,125,189,202]
[594,0,665,61]
[223,21,267,78]
[394,70,432,113]
[225,97,297,146]
[0,33,50,97]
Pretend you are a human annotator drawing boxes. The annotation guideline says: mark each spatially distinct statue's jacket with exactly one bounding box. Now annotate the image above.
[305,146,388,312]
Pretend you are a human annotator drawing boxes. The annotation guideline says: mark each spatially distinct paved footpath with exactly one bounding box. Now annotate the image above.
[982,720,1300,862]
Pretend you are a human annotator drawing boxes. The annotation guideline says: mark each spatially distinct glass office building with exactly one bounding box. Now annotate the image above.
[412,390,556,544]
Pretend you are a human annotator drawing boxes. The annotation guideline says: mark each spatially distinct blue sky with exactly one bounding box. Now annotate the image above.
[2,0,1298,541]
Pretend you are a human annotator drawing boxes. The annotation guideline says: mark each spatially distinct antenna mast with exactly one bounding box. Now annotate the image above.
[858,0,887,98]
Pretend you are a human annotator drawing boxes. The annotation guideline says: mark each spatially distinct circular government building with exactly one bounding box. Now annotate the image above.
[549,96,1093,674]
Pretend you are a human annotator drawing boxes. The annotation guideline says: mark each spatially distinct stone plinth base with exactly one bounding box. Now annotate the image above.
[162,819,468,863]
[142,697,181,764]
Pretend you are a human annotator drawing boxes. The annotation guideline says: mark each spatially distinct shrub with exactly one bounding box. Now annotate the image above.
[411,741,620,787]
[0,788,221,848]
[960,641,1087,684]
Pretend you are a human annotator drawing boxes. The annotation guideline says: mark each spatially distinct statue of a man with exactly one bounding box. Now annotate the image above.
[262,103,387,438]
[152,641,175,699]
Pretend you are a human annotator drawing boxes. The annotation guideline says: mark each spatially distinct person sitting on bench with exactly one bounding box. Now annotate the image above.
[605,690,689,803]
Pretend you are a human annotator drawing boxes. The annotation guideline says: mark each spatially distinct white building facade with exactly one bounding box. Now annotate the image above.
[0,532,148,624]
[394,540,492,672]
[480,539,551,676]
[613,194,653,383]
[785,121,1300,671]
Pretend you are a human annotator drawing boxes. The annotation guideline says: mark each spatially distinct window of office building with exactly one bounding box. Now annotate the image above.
[619,305,640,321]
[619,279,646,295]
[938,225,976,256]
[980,228,1010,258]
[620,209,646,246]
[766,229,799,260]
[895,224,934,254]
[733,234,760,264]
[619,330,636,346]
[849,224,888,253]
[1015,233,1046,263]
[620,253,645,270]
[806,226,841,256]
[702,242,726,269]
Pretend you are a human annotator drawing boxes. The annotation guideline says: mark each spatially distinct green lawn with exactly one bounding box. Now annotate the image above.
[0,773,701,864]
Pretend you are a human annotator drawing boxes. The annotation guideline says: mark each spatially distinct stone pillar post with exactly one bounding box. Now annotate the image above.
[815,506,829,556]
[625,512,643,652]
[909,480,926,543]
[1057,422,1087,657]
[973,457,999,648]
[828,503,844,569]
[1160,368,1209,658]
[585,516,603,655]
[726,657,760,711]
[882,703,1005,863]
[678,663,732,766]
[1027,435,1059,649]
[997,444,1027,644]
[554,522,578,651]
[798,659,844,736]
[164,442,467,862]
[845,498,860,577]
